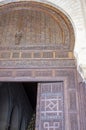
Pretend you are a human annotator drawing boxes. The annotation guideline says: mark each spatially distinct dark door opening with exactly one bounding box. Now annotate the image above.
[22,82,37,129]
[23,82,37,111]
[0,82,37,130]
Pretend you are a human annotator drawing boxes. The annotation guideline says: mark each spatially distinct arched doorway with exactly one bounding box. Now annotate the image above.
[0,1,82,130]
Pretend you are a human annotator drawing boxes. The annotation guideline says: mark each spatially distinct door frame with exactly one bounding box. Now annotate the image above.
[36,71,79,130]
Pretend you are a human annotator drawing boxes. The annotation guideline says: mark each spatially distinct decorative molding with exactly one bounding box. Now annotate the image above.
[0,59,75,69]
[0,68,76,82]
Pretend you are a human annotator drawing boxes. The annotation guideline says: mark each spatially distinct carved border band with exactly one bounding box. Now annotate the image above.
[0,59,75,68]
[0,68,76,82]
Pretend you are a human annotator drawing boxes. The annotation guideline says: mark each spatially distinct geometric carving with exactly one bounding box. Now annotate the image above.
[36,69,79,130]
[0,52,10,59]
[0,59,75,68]
[36,82,64,130]
[44,122,60,130]
[12,52,19,58]
[0,68,76,81]
[21,52,32,58]
[0,1,75,83]
[41,95,63,118]
[43,52,53,58]
[0,1,74,51]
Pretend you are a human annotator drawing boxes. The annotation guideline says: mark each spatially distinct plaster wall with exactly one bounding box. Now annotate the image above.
[0,0,86,81]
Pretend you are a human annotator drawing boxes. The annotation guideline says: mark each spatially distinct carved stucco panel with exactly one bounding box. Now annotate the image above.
[0,0,86,81]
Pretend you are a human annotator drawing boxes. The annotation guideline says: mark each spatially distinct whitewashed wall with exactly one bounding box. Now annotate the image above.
[0,0,86,81]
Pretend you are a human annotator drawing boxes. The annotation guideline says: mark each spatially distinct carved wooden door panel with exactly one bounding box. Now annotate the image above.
[36,81,79,130]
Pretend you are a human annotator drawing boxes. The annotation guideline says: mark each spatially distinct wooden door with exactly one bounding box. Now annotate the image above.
[36,81,79,130]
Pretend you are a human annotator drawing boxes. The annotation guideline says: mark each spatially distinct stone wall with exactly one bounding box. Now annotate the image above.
[0,83,33,130]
